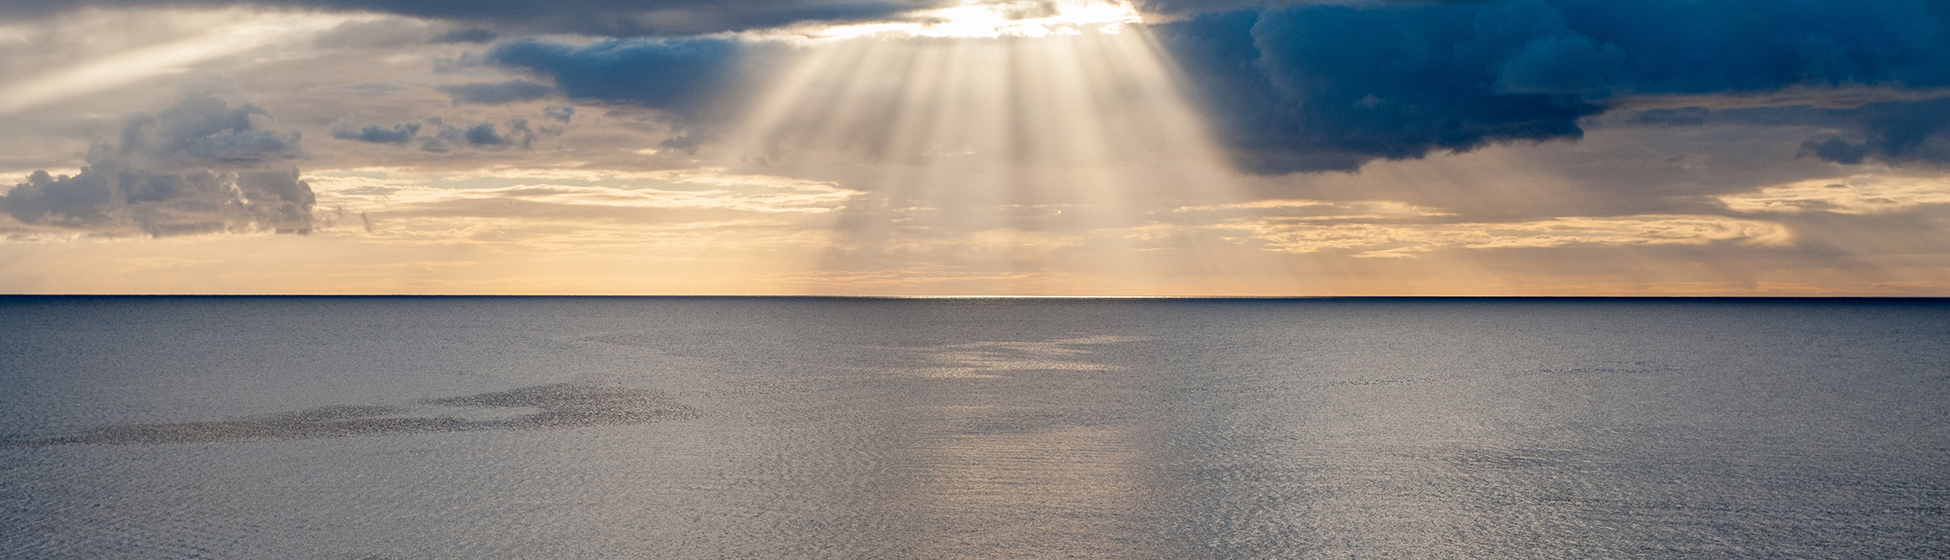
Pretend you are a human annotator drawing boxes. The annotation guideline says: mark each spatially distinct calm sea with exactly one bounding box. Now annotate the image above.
[2,297,1945,558]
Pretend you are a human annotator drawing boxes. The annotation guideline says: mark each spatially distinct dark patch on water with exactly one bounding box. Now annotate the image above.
[1529,361,1678,376]
[1,383,695,448]
[1331,376,1427,386]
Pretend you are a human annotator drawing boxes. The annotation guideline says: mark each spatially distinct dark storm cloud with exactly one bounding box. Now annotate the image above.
[438,80,555,104]
[0,0,950,36]
[2,94,315,236]
[486,37,785,151]
[1155,0,1950,174]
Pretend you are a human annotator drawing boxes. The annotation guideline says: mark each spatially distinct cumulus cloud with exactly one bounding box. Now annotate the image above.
[2,93,315,237]
[1155,0,1950,173]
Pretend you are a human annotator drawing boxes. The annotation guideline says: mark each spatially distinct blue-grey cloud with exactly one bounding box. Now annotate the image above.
[1618,98,1950,166]
[486,37,779,151]
[439,80,554,104]
[330,114,549,152]
[0,0,950,36]
[415,116,536,152]
[3,94,314,236]
[1798,98,1950,166]
[1156,0,1950,174]
[118,94,303,165]
[485,38,748,112]
[435,28,498,43]
[331,118,422,143]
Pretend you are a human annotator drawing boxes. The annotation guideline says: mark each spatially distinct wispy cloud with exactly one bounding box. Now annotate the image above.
[309,168,859,216]
[1144,200,1791,258]
[1719,175,1950,215]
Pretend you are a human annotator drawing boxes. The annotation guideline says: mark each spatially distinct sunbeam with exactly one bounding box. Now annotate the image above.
[732,4,1285,294]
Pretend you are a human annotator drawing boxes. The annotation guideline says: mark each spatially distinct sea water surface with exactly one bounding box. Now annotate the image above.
[2,296,1946,558]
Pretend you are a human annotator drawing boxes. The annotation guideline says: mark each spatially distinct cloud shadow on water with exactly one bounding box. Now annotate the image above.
[2,383,697,448]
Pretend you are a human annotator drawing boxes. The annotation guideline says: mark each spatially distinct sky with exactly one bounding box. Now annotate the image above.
[2,0,1948,295]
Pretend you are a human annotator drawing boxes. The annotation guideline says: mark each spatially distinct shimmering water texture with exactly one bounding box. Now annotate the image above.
[2,297,1946,559]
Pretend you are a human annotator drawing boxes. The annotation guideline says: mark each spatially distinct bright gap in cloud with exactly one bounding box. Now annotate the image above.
[813,0,1143,40]
[731,11,1301,294]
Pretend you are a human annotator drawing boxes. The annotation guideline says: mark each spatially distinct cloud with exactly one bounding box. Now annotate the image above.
[1614,97,1950,166]
[328,115,541,152]
[484,37,750,110]
[1171,199,1455,220]
[434,28,497,43]
[1793,98,1950,165]
[308,167,859,217]
[2,93,315,237]
[438,80,554,104]
[293,167,858,254]
[0,0,952,36]
[311,16,445,49]
[440,117,533,150]
[1719,175,1950,215]
[1155,6,1602,173]
[1192,214,1793,257]
[484,36,785,150]
[1155,0,1950,174]
[1134,196,1794,257]
[330,118,421,143]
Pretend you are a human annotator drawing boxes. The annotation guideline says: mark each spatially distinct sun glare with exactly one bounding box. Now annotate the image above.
[814,0,1144,40]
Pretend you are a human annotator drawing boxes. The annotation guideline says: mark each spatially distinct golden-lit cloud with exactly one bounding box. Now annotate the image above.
[310,168,859,216]
[1146,201,1792,258]
[1718,174,1950,215]
[293,167,860,259]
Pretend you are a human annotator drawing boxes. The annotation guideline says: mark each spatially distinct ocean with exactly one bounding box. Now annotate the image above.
[2,296,1946,558]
